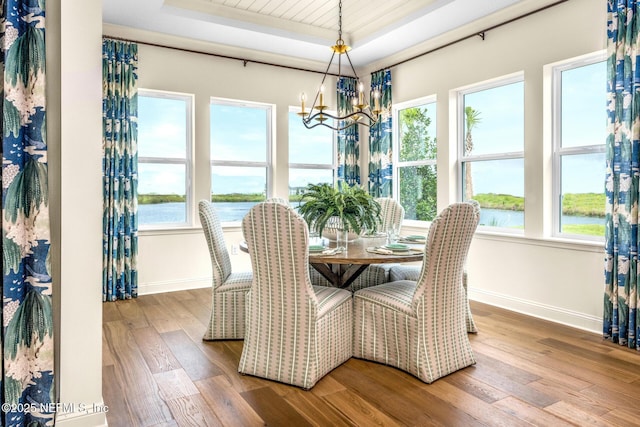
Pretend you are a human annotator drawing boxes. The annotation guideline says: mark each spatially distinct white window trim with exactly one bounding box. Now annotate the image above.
[210,97,274,225]
[457,73,525,234]
[138,89,194,230]
[392,95,437,226]
[550,50,606,242]
[288,106,337,179]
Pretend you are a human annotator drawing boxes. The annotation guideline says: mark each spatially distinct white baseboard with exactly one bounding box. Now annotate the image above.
[469,287,602,334]
[139,277,211,295]
[55,400,108,427]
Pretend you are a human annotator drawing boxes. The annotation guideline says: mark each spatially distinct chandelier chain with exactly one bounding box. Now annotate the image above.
[338,0,343,41]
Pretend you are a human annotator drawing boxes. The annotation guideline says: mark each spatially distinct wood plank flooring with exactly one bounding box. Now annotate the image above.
[102,289,640,426]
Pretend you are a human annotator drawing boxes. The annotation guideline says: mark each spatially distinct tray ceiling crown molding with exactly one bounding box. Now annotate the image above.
[102,0,564,69]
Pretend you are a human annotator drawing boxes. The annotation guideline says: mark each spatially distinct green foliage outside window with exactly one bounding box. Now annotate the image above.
[398,107,437,221]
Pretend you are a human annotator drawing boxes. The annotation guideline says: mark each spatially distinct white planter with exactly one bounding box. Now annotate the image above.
[321,217,360,242]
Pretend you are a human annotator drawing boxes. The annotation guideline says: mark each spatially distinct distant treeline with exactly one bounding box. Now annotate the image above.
[139,193,273,204]
[138,192,605,217]
[472,192,605,217]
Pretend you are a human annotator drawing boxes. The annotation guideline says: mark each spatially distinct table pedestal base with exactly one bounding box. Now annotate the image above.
[310,263,369,288]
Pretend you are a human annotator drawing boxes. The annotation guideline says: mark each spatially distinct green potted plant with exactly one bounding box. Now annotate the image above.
[297,182,381,240]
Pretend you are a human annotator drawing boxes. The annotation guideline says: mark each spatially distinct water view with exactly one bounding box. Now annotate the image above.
[480,208,604,230]
[139,203,604,233]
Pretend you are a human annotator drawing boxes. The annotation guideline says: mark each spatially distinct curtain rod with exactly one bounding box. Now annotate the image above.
[104,0,569,78]
[373,0,569,74]
[102,35,344,78]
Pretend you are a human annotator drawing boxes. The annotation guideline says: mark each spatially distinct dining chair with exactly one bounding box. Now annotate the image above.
[353,201,480,383]
[389,266,476,333]
[199,200,253,340]
[375,197,405,233]
[239,202,353,389]
[388,200,479,333]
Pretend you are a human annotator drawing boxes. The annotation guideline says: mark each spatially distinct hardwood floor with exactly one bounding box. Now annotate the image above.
[102,288,640,426]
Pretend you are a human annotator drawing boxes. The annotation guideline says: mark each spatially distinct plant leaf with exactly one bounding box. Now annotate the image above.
[4,289,54,360]
[4,158,49,223]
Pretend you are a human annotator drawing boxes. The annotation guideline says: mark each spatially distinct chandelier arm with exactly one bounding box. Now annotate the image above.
[303,118,372,131]
[309,51,337,111]
[303,109,377,128]
[343,51,360,81]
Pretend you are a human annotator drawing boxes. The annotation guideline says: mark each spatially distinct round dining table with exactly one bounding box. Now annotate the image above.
[309,235,424,288]
[240,235,424,288]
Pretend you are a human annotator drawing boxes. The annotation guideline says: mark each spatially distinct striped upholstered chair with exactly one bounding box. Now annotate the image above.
[239,202,353,389]
[388,199,480,333]
[199,200,253,340]
[375,197,405,233]
[389,265,477,333]
[353,201,479,383]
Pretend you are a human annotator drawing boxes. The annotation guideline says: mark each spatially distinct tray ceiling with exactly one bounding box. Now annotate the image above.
[103,0,564,69]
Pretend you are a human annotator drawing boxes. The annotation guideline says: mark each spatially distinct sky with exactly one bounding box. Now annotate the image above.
[138,60,606,197]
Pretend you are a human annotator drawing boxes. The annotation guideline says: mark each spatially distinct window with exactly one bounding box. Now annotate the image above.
[210,98,273,222]
[552,53,606,240]
[137,90,193,228]
[459,76,525,230]
[393,96,437,221]
[288,109,335,203]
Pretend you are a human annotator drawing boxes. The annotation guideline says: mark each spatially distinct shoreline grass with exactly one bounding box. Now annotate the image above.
[138,192,605,218]
[472,192,604,218]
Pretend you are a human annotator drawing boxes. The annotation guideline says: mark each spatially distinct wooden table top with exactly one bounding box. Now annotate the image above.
[239,235,424,288]
[308,236,424,265]
[239,236,425,265]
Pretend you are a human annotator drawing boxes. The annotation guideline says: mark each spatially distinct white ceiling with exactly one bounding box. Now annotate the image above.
[102,0,563,71]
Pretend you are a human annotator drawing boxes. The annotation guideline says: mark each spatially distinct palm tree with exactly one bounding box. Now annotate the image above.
[464,106,481,201]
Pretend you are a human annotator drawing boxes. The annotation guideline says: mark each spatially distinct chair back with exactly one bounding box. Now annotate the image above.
[375,197,405,232]
[198,200,232,288]
[242,201,317,311]
[412,201,479,310]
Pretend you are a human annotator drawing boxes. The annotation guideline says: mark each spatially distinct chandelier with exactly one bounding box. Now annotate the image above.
[298,0,381,131]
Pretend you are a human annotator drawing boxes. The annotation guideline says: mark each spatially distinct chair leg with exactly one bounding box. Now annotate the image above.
[463,272,477,333]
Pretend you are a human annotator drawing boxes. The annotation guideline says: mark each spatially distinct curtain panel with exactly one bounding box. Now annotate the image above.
[368,69,392,197]
[604,1,640,351]
[102,38,139,301]
[337,77,360,186]
[2,1,56,425]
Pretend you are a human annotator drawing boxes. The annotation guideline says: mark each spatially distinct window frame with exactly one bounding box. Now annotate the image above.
[209,97,274,224]
[392,95,438,225]
[288,106,337,194]
[137,89,194,230]
[457,73,525,234]
[551,51,606,241]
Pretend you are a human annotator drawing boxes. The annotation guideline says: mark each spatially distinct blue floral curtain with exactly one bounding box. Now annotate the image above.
[102,38,139,301]
[604,1,640,351]
[368,69,392,197]
[337,77,360,186]
[2,1,56,425]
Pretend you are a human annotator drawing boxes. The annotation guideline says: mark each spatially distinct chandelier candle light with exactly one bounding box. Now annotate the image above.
[298,0,381,131]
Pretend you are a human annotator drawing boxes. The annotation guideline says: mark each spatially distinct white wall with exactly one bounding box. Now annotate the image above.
[392,0,606,332]
[49,1,106,426]
[106,0,607,333]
